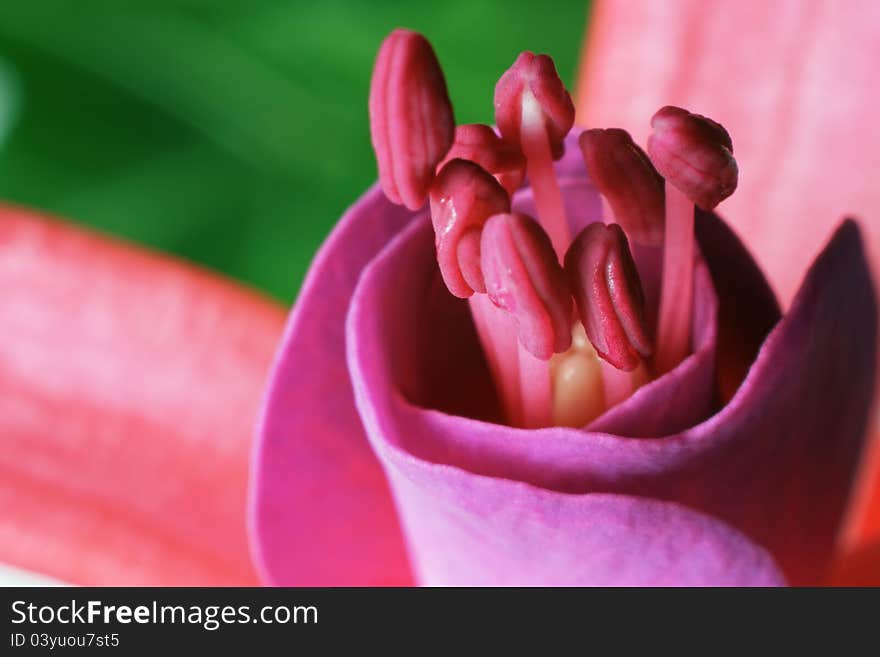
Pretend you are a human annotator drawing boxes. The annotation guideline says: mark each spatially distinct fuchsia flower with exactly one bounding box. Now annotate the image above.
[2,8,878,587]
[251,29,877,585]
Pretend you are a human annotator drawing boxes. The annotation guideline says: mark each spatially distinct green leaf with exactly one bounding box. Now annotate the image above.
[0,0,590,301]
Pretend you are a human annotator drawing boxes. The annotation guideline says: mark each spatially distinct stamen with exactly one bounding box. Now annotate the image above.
[518,344,553,429]
[648,106,737,210]
[564,223,651,371]
[648,106,738,374]
[429,159,510,298]
[600,359,649,407]
[438,124,526,197]
[369,28,455,210]
[654,185,696,375]
[456,227,485,293]
[469,293,524,427]
[481,213,572,360]
[578,128,665,246]
[494,52,575,257]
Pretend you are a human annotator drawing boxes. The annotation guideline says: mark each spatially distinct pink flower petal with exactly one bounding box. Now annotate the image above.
[259,131,872,585]
[380,471,786,586]
[829,538,880,586]
[255,132,760,585]
[250,186,416,586]
[0,205,285,585]
[348,193,874,584]
[575,0,880,308]
[692,207,782,402]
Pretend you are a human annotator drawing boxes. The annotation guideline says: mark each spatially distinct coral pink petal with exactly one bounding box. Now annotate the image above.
[829,539,880,586]
[251,186,416,586]
[575,0,880,308]
[840,427,880,558]
[0,205,285,585]
[857,434,880,541]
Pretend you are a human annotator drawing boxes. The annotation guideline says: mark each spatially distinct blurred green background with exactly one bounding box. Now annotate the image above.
[0,0,589,302]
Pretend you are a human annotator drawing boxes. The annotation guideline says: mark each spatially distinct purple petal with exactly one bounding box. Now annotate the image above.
[346,209,717,487]
[256,129,872,586]
[694,207,782,401]
[382,465,785,586]
[250,185,416,585]
[348,201,875,583]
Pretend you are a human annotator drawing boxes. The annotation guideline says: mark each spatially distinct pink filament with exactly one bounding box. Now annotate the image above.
[520,109,571,259]
[655,183,695,374]
[469,293,523,426]
[517,344,553,428]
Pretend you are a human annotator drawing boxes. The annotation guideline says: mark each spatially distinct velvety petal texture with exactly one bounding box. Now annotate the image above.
[379,481,785,586]
[0,205,286,585]
[251,187,415,586]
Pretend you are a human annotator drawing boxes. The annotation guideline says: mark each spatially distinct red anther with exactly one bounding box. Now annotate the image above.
[564,223,652,371]
[647,106,738,210]
[481,213,573,360]
[578,128,665,246]
[438,124,526,196]
[494,52,575,160]
[430,159,510,298]
[369,29,455,210]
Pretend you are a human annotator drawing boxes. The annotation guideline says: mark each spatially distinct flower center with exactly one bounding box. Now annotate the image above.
[367,29,738,429]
